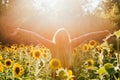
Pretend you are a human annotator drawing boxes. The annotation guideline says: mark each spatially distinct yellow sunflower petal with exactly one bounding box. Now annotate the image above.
[49,58,61,70]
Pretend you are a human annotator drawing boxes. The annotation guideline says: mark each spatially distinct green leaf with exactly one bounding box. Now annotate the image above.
[104,63,115,75]
[101,41,109,47]
[23,78,31,80]
[97,66,106,75]
[114,30,120,39]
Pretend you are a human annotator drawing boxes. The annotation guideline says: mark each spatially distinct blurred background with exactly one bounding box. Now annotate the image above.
[0,0,120,44]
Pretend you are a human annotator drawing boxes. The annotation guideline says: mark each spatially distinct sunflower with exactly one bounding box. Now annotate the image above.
[13,63,24,77]
[0,62,4,73]
[67,70,74,80]
[32,49,42,60]
[26,61,30,66]
[49,58,61,70]
[88,40,97,49]
[67,70,73,76]
[56,67,67,78]
[28,45,34,50]
[0,55,3,60]
[11,44,18,48]
[82,44,89,52]
[5,59,12,68]
[8,48,14,53]
[42,52,47,59]
[11,44,17,51]
[40,60,45,67]
[4,47,9,52]
[96,46,102,53]
[85,59,94,69]
[42,51,51,61]
[19,44,25,48]
[73,48,77,55]
[27,45,34,54]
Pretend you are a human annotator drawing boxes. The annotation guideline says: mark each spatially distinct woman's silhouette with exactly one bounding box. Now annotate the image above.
[13,28,110,68]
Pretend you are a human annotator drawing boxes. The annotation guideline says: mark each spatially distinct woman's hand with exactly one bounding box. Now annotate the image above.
[10,27,20,36]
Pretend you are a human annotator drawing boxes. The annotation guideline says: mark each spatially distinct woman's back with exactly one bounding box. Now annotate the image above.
[52,28,73,68]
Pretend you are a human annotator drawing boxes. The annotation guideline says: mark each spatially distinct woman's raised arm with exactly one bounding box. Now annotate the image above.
[71,30,110,48]
[13,28,54,49]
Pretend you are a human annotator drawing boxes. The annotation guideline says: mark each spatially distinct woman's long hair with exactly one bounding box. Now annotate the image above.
[52,28,71,44]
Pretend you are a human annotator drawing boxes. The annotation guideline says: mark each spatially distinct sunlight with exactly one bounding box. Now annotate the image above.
[83,0,101,14]
[30,0,102,29]
[31,0,66,28]
[32,0,64,16]
[0,0,105,36]
[32,0,101,15]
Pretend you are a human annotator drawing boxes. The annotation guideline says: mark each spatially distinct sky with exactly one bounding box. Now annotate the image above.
[17,0,101,30]
[83,0,101,14]
[1,0,102,29]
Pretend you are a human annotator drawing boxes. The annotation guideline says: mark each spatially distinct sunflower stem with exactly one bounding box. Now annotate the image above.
[53,71,56,80]
[117,38,120,65]
[12,72,14,80]
[35,60,40,79]
[19,50,22,61]
[27,50,30,75]
[35,60,38,79]
[117,38,120,80]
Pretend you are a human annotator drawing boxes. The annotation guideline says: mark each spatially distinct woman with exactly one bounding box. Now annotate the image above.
[13,28,110,68]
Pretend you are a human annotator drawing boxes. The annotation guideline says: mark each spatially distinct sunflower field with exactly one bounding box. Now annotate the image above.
[0,30,120,80]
